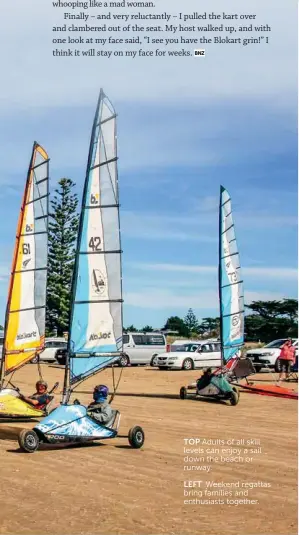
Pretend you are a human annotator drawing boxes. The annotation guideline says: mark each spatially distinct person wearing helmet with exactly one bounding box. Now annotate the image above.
[196,368,213,392]
[87,385,113,426]
[21,380,51,407]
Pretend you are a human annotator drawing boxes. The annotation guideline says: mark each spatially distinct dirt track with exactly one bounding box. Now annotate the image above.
[0,364,297,535]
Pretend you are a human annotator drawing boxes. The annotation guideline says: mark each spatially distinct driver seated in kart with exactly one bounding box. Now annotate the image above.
[21,380,51,407]
[87,385,113,426]
[196,368,213,391]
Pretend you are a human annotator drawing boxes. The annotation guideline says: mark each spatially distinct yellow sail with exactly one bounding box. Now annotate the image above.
[2,143,49,375]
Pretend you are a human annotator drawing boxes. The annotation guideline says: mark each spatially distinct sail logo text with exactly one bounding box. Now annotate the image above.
[17,331,37,340]
[89,332,111,341]
[25,224,33,232]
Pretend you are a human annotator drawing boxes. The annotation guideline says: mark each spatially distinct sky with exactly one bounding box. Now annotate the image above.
[0,0,297,329]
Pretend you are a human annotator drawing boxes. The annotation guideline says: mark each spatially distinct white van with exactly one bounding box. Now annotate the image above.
[120,332,167,366]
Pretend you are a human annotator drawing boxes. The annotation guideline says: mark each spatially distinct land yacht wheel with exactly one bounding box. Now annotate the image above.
[18,429,40,453]
[128,426,144,448]
[180,387,187,399]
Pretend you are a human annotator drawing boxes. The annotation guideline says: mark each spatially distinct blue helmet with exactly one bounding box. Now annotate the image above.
[93,384,109,402]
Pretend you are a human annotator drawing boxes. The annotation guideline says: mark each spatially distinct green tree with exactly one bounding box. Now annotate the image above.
[142,325,154,332]
[164,316,189,337]
[124,325,138,332]
[245,298,298,342]
[46,178,79,336]
[184,308,199,333]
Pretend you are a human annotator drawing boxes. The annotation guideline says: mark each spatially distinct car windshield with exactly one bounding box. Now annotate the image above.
[265,339,287,348]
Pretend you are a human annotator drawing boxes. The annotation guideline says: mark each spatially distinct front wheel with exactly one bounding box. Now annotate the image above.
[18,429,40,453]
[150,355,158,367]
[182,358,193,371]
[30,356,38,364]
[180,386,187,399]
[119,354,130,367]
[128,426,145,448]
[274,359,280,373]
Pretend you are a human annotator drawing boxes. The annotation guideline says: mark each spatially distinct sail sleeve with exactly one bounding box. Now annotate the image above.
[4,143,49,374]
[69,90,123,385]
[219,186,244,363]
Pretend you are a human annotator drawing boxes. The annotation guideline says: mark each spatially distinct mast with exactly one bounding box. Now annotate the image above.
[218,185,224,368]
[63,89,123,402]
[0,142,49,386]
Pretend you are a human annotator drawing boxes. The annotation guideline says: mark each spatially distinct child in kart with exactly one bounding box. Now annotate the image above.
[87,385,113,426]
[21,380,51,407]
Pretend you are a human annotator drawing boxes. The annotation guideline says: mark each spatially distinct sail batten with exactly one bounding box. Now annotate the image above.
[219,185,244,364]
[68,90,123,387]
[1,143,49,377]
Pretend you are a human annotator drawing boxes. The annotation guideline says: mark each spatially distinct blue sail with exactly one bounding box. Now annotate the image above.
[219,186,244,363]
[68,90,123,385]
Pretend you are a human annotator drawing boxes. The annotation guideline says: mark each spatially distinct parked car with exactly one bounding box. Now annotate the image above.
[120,332,167,366]
[246,338,298,372]
[31,338,67,364]
[55,332,167,367]
[155,341,222,370]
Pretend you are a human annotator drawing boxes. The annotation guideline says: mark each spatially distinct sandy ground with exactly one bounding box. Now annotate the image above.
[0,364,297,535]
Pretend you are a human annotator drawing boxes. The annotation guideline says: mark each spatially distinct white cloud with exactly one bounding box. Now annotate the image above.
[128,261,298,279]
[124,287,287,310]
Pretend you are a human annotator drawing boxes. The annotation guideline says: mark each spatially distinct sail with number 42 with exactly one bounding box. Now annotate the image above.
[0,143,49,379]
[219,186,244,365]
[67,90,123,386]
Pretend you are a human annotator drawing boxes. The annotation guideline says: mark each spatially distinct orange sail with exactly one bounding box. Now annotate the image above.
[1,143,49,376]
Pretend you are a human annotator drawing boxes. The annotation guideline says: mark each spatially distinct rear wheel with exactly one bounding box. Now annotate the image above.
[128,426,144,448]
[30,356,38,364]
[230,391,239,406]
[18,429,40,453]
[180,386,187,399]
[119,354,130,367]
[182,358,193,371]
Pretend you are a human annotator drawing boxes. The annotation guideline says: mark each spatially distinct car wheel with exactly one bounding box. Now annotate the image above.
[182,358,193,371]
[150,355,158,367]
[30,356,38,364]
[119,354,130,367]
[128,426,145,448]
[274,359,281,373]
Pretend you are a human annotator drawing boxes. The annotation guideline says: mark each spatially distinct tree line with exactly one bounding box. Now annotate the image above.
[42,178,297,344]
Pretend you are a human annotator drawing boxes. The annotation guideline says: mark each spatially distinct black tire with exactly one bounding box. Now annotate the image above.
[128,426,144,448]
[232,386,240,400]
[150,355,158,367]
[30,356,38,364]
[18,429,40,453]
[180,386,187,399]
[119,354,130,367]
[230,391,239,406]
[182,358,193,371]
[274,359,280,373]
